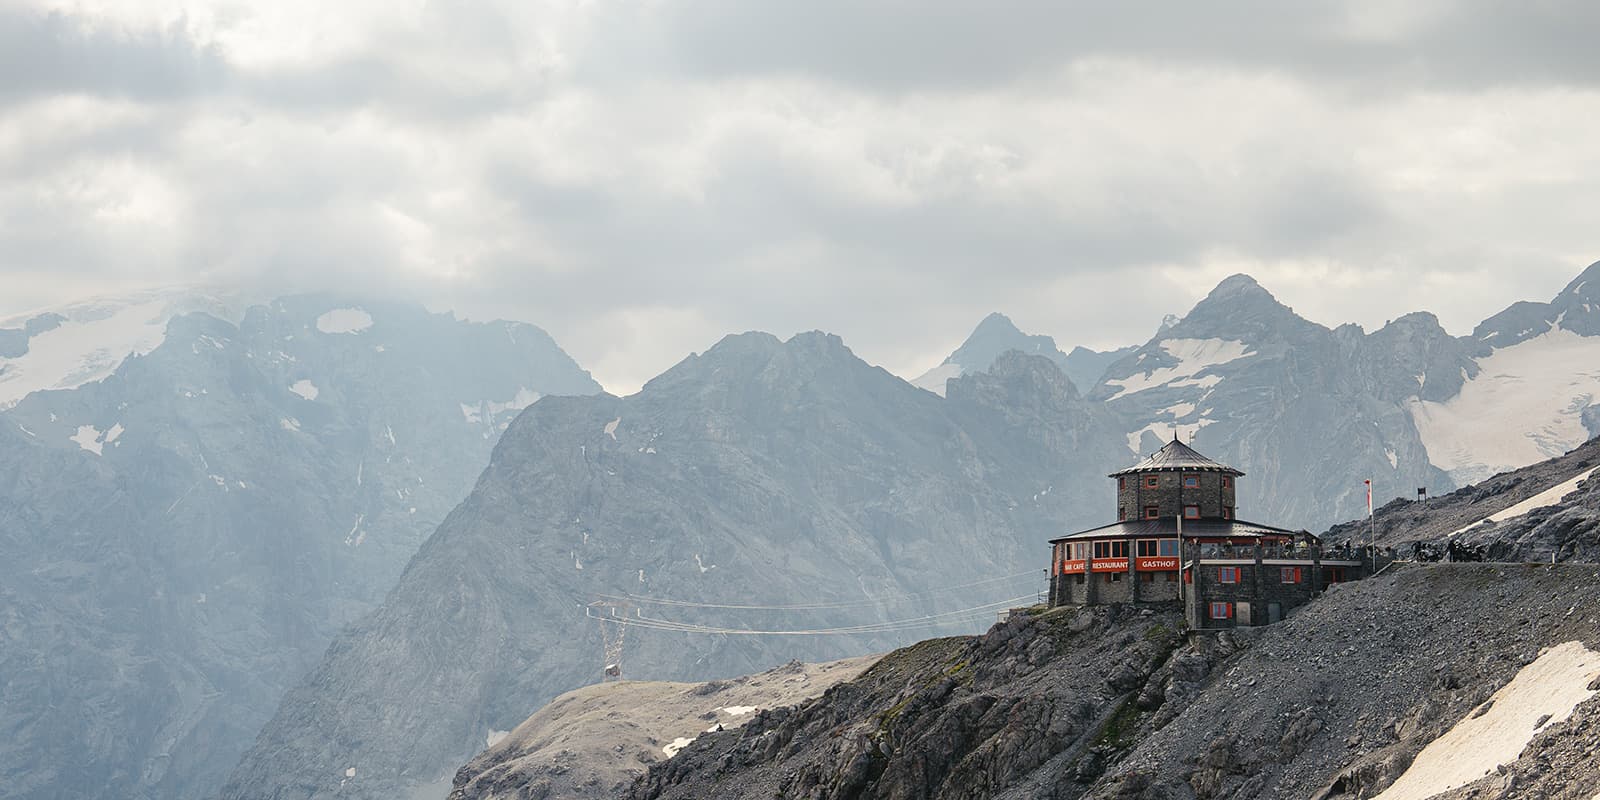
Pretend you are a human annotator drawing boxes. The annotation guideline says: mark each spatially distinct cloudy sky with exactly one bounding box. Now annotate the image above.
[3,1,1598,392]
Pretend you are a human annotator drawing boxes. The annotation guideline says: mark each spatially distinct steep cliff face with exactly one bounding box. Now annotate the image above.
[221,338,1133,800]
[625,563,1600,800]
[0,294,598,800]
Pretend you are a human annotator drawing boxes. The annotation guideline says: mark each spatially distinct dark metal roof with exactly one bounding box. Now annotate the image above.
[1109,437,1244,477]
[1048,517,1307,544]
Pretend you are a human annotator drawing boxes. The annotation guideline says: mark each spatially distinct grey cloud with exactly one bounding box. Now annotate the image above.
[591,1,1600,94]
[0,8,226,106]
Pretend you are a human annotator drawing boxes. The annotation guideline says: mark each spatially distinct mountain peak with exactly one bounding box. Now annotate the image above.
[1207,273,1269,300]
[971,312,1024,337]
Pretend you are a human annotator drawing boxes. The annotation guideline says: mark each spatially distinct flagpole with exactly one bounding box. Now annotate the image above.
[1366,479,1375,573]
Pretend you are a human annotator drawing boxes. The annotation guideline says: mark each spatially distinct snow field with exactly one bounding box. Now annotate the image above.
[1373,641,1600,800]
[1409,329,1600,485]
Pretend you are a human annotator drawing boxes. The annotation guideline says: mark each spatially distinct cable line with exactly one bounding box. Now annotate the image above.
[584,594,1035,636]
[590,569,1042,612]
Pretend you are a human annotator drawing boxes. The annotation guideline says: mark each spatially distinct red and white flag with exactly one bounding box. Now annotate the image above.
[1365,479,1373,516]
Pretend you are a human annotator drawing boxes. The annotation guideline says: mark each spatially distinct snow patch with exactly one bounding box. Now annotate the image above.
[343,514,366,547]
[485,729,510,748]
[1103,339,1254,400]
[1373,641,1600,800]
[384,424,396,445]
[289,379,319,401]
[315,308,373,334]
[17,423,35,437]
[719,705,757,716]
[1385,448,1397,469]
[694,554,716,573]
[662,736,697,758]
[911,362,963,397]
[1409,329,1600,484]
[460,403,482,424]
[71,425,103,455]
[1449,467,1598,537]
[604,417,620,440]
[280,417,301,432]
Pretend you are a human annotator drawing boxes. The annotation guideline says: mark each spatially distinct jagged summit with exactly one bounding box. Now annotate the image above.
[911,312,1071,396]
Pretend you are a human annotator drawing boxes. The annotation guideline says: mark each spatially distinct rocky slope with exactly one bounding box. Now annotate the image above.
[220,336,1133,800]
[0,294,598,800]
[448,655,877,800]
[626,563,1600,800]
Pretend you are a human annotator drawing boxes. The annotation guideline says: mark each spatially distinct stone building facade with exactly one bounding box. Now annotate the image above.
[1048,438,1371,630]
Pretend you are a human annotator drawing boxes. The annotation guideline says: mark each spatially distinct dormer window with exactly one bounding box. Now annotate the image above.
[1184,505,1200,519]
[1183,474,1199,489]
[1144,475,1159,489]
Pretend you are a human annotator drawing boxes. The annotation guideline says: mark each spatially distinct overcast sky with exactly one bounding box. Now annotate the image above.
[3,1,1598,393]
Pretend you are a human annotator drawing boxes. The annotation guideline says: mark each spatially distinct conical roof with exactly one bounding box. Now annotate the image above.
[1109,437,1243,477]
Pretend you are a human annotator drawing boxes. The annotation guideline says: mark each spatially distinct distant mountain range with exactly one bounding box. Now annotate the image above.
[7,260,1600,800]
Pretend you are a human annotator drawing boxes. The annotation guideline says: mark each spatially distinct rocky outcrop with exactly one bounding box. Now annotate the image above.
[448,656,877,800]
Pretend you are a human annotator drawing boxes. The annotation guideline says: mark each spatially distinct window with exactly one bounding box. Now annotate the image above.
[1165,572,1177,582]
[1210,601,1232,619]
[1136,539,1160,557]
[1144,506,1159,519]
[1070,542,1090,560]
[1184,505,1200,519]
[1281,567,1301,584]
[1092,540,1128,559]
[1222,505,1233,519]
[1144,475,1159,489]
[1073,574,1085,584]
[1222,476,1232,489]
[1158,539,1180,557]
[1327,567,1345,583]
[1119,476,1126,490]
[1119,507,1127,521]
[1183,474,1199,488]
[1103,572,1124,583]
[1218,566,1240,584]
[1140,572,1155,582]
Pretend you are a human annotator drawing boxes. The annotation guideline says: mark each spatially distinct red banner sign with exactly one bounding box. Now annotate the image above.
[1136,557,1180,570]
[1090,559,1129,572]
[1059,560,1087,574]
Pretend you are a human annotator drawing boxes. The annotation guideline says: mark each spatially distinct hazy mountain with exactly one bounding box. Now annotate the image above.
[0,294,598,800]
[911,260,1600,531]
[220,336,1131,800]
[1089,274,1463,530]
[910,312,1141,398]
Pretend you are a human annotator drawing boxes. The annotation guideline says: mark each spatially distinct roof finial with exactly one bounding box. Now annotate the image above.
[1172,427,1180,443]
